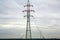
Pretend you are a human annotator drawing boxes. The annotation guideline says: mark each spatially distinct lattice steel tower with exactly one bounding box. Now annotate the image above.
[22,0,35,39]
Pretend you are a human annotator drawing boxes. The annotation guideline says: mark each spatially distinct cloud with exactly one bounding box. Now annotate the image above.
[0,0,60,38]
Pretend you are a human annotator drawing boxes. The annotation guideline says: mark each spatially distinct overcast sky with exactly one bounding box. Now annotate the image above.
[0,0,60,39]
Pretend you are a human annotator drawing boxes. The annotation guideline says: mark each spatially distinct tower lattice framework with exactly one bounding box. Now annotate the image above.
[22,0,35,39]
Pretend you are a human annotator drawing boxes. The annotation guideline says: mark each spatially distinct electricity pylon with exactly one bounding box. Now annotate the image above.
[22,0,35,39]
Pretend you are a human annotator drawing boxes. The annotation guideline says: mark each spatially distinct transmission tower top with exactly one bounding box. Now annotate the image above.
[28,0,29,2]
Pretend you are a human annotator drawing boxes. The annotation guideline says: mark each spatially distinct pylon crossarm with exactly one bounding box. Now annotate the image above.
[24,5,33,7]
[23,10,35,12]
[24,15,33,17]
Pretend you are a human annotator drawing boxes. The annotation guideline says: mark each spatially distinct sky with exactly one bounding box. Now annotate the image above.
[0,0,60,39]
